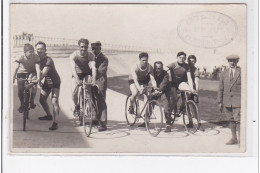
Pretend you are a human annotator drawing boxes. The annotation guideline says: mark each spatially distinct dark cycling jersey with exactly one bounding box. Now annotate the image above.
[167,61,190,87]
[39,55,61,85]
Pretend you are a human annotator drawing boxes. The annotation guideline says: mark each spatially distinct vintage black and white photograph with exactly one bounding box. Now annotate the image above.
[10,4,247,153]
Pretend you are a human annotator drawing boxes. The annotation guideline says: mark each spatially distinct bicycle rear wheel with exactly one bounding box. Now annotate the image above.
[145,100,163,137]
[83,99,93,137]
[183,100,199,134]
[125,94,137,126]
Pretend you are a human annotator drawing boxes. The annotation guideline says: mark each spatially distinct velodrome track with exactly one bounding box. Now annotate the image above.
[11,47,243,153]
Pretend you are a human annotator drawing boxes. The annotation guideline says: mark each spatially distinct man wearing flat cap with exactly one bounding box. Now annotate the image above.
[91,41,108,131]
[217,54,241,145]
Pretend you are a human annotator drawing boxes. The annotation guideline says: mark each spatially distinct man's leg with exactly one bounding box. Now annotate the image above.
[30,84,37,109]
[17,79,25,112]
[170,87,178,115]
[233,107,241,146]
[225,107,238,145]
[39,88,52,120]
[29,73,38,109]
[71,77,80,113]
[129,83,139,110]
[49,88,60,130]
[161,93,172,132]
[97,89,107,131]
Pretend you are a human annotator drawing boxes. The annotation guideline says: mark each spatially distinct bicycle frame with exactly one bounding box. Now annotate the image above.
[135,86,156,119]
[77,79,99,118]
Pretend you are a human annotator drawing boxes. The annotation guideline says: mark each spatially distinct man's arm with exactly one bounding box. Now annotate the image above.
[148,66,157,89]
[131,66,142,92]
[90,61,97,84]
[217,72,224,112]
[166,67,172,82]
[195,77,199,91]
[35,63,41,85]
[99,57,108,75]
[41,66,50,79]
[158,72,169,92]
[187,72,194,92]
[69,53,80,84]
[12,62,19,83]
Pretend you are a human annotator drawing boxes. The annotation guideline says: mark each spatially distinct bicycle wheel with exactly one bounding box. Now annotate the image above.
[125,94,137,126]
[145,100,163,137]
[79,88,84,126]
[83,99,93,137]
[23,90,30,131]
[183,100,199,134]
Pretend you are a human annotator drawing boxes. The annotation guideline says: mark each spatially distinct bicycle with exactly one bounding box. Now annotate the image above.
[170,90,201,134]
[125,86,163,137]
[75,78,99,137]
[16,76,37,131]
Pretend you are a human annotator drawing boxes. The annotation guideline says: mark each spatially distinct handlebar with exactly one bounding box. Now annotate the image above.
[80,82,99,90]
[179,90,198,95]
[16,78,38,83]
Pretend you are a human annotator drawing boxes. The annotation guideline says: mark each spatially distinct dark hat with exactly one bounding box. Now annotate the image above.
[24,43,34,53]
[91,41,102,47]
[226,54,240,60]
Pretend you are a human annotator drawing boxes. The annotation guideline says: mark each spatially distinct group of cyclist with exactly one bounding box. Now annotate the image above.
[13,39,108,131]
[13,38,199,133]
[128,51,199,133]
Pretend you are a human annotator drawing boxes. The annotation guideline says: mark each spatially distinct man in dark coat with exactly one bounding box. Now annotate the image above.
[153,61,172,132]
[91,41,108,131]
[217,54,241,145]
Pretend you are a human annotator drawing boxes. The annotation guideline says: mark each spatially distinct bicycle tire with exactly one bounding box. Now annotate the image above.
[125,94,137,126]
[145,99,163,137]
[83,99,93,137]
[79,88,84,126]
[23,90,30,131]
[183,100,199,134]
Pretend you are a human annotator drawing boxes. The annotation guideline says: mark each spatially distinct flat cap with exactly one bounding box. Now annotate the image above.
[91,41,102,47]
[226,54,240,60]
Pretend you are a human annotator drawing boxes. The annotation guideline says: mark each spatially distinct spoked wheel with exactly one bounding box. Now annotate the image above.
[125,94,137,126]
[23,91,30,131]
[83,100,94,137]
[79,89,84,126]
[183,100,199,134]
[145,99,163,137]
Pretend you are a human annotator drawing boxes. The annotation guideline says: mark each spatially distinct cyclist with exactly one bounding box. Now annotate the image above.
[166,52,195,117]
[12,43,41,113]
[128,52,157,127]
[91,41,108,131]
[70,38,97,117]
[36,41,61,130]
[152,61,172,132]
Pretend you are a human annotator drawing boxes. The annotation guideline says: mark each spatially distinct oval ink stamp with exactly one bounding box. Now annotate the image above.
[177,11,238,48]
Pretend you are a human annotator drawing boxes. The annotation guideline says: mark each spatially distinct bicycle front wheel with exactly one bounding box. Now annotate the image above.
[125,94,137,126]
[183,100,199,134]
[145,100,163,137]
[83,99,93,137]
[23,91,30,131]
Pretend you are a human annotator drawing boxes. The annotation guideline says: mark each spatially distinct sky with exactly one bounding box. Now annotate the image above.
[10,4,246,70]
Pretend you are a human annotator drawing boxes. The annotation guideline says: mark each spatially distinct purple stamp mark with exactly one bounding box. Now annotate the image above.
[177,11,238,48]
